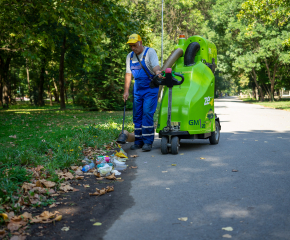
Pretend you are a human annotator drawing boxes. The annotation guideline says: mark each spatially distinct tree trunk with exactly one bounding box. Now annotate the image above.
[70,81,74,104]
[252,85,256,100]
[52,78,59,102]
[251,68,264,101]
[0,79,2,106]
[59,32,66,110]
[47,83,53,106]
[26,59,33,104]
[38,60,45,106]
[0,56,11,108]
[265,59,278,102]
[64,81,68,104]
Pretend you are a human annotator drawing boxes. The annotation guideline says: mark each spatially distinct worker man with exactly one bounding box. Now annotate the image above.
[123,34,163,152]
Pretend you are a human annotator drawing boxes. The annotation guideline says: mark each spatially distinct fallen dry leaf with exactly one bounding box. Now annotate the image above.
[200,157,205,159]
[232,169,238,172]
[75,175,84,180]
[54,215,62,221]
[105,173,116,180]
[39,180,56,188]
[49,203,57,208]
[73,188,80,192]
[59,183,74,192]
[171,164,177,166]
[96,177,104,180]
[30,211,60,224]
[106,186,114,192]
[222,227,233,231]
[94,172,101,178]
[0,213,8,220]
[83,184,90,188]
[93,222,102,226]
[131,166,138,169]
[178,217,188,221]
[75,171,83,176]
[71,166,80,171]
[61,227,69,231]
[130,155,138,158]
[9,135,17,139]
[20,212,32,220]
[223,234,232,238]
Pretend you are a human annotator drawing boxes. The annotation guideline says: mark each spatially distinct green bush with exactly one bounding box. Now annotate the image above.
[75,94,96,108]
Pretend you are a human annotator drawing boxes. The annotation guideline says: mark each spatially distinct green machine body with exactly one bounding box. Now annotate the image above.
[156,35,220,144]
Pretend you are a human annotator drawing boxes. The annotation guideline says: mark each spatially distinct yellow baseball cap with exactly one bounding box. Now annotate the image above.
[127,34,142,44]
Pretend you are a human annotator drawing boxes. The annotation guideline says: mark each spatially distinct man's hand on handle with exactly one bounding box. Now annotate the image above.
[123,91,129,102]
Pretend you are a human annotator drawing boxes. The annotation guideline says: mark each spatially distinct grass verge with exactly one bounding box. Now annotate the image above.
[0,102,134,213]
[240,98,290,111]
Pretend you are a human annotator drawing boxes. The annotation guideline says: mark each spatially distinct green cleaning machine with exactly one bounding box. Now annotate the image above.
[152,35,221,154]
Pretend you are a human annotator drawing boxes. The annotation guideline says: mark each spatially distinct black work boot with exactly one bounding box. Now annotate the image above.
[142,143,152,152]
[130,144,143,150]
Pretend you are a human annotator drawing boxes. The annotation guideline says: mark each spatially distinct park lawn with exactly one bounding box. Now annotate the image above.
[0,103,134,211]
[241,98,290,111]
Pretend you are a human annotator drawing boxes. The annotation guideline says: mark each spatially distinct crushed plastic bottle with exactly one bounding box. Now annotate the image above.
[82,162,95,172]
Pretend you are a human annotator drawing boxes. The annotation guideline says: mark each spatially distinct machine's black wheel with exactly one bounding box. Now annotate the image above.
[161,136,169,154]
[171,136,180,154]
[209,120,220,144]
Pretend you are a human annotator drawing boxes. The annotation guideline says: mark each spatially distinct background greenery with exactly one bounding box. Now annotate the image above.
[1,0,289,110]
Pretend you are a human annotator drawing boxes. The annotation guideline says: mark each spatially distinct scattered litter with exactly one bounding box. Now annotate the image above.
[171,164,177,166]
[223,234,232,238]
[130,155,138,158]
[232,169,238,172]
[131,166,138,169]
[255,140,258,141]
[200,157,205,159]
[111,170,121,175]
[222,227,233,231]
[151,155,154,157]
[180,153,184,155]
[93,222,102,226]
[162,171,168,173]
[61,227,70,231]
[166,188,170,190]
[178,217,188,221]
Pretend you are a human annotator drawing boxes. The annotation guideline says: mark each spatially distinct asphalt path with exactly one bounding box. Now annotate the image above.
[101,97,290,240]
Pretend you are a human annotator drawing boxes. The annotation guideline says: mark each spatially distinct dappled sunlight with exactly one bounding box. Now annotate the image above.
[204,202,252,218]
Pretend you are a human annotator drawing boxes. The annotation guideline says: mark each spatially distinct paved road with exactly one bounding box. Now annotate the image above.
[104,97,290,240]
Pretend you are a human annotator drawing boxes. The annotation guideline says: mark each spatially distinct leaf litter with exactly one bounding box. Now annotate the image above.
[1,145,136,238]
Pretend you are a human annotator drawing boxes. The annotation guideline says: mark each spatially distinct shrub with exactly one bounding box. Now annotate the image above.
[75,94,96,108]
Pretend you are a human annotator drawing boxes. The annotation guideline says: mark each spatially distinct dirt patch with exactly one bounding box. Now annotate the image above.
[27,158,136,240]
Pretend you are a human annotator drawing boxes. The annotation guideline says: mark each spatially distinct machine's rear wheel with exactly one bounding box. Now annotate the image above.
[161,136,169,154]
[171,136,180,154]
[209,120,220,144]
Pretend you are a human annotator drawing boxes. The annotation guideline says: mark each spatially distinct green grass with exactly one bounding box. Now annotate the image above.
[241,98,290,111]
[0,102,134,209]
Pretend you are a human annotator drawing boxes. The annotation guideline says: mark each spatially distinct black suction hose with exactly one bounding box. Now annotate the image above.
[184,42,200,66]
